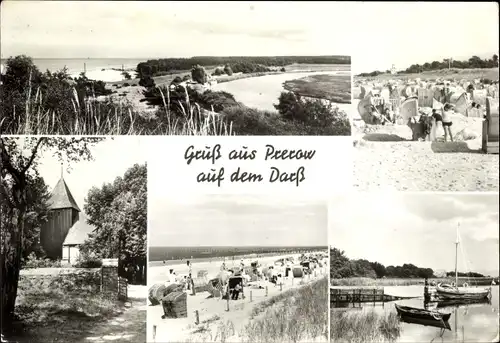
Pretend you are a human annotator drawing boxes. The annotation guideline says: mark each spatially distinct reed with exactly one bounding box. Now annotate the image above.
[240,277,328,343]
[330,309,401,343]
[1,82,233,136]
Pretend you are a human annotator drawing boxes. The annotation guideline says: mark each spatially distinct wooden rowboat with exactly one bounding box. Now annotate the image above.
[399,315,452,330]
[395,303,451,322]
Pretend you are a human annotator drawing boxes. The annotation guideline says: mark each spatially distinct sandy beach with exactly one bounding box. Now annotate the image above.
[148,252,328,343]
[351,96,499,192]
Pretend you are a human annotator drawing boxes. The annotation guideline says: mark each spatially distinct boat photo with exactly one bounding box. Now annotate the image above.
[436,223,493,301]
[395,303,452,322]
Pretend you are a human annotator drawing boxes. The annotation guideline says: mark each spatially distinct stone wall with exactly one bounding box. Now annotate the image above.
[18,266,126,300]
[18,268,102,294]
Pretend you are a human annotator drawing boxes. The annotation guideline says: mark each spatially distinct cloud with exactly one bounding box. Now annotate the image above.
[329,193,499,271]
[150,194,327,246]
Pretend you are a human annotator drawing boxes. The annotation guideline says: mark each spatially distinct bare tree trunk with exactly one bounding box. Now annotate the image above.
[1,204,26,330]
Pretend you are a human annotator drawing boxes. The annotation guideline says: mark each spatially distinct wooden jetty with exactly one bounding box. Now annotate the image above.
[330,287,417,304]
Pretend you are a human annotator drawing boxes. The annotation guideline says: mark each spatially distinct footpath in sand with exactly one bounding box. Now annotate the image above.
[82,285,147,343]
[148,254,328,343]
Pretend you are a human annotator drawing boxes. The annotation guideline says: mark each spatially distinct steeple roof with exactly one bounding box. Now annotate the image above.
[48,177,81,212]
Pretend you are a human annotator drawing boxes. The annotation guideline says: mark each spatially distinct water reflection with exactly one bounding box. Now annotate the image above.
[331,286,499,342]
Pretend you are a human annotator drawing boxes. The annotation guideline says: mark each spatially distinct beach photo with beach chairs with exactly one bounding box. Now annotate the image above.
[349,3,499,192]
[147,194,329,343]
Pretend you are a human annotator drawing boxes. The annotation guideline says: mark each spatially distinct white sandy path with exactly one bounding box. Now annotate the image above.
[147,253,328,343]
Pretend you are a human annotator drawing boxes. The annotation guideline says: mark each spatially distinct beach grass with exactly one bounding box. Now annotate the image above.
[330,309,401,343]
[239,277,328,343]
[1,82,232,135]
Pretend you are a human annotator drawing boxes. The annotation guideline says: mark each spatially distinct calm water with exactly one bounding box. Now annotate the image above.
[334,286,499,342]
[212,67,351,112]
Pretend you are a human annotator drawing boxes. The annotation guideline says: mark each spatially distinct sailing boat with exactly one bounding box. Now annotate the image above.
[436,223,492,300]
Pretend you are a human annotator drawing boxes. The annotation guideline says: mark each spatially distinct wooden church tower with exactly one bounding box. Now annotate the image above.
[40,165,81,259]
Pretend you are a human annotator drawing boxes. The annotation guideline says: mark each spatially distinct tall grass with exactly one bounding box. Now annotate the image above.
[239,277,328,343]
[1,81,233,135]
[330,309,401,343]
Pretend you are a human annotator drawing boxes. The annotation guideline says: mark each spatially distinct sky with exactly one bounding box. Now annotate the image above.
[329,193,499,276]
[149,194,327,246]
[1,2,498,73]
[19,137,147,213]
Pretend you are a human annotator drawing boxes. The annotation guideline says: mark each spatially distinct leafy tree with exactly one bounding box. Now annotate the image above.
[80,163,147,284]
[1,173,50,263]
[191,65,208,84]
[280,67,286,72]
[0,137,103,326]
[224,64,233,76]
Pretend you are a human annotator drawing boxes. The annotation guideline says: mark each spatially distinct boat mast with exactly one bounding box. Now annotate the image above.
[455,222,459,286]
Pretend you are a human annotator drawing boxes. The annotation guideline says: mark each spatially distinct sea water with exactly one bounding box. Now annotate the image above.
[1,58,145,82]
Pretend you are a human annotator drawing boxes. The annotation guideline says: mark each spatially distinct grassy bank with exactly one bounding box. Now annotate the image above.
[283,74,351,104]
[354,67,498,82]
[5,287,125,342]
[330,309,401,343]
[331,277,499,287]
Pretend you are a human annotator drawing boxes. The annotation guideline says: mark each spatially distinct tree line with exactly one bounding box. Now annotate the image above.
[330,247,435,279]
[136,55,350,78]
[357,54,499,77]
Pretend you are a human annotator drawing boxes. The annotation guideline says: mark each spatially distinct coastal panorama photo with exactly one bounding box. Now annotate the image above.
[147,194,329,342]
[350,3,499,192]
[1,137,147,343]
[328,193,499,343]
[0,1,351,136]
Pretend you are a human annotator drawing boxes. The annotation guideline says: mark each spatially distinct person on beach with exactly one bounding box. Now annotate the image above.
[442,104,454,142]
[232,283,242,300]
[168,269,176,283]
[187,260,192,275]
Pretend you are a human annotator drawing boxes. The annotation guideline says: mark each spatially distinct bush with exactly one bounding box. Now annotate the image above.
[131,83,137,87]
[74,251,103,268]
[171,76,183,85]
[274,91,351,135]
[213,67,225,76]
[280,67,286,72]
[121,71,132,80]
[123,82,130,87]
[22,252,62,268]
[139,75,155,88]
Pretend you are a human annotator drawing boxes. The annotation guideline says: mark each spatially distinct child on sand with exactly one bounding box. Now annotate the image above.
[442,104,454,142]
